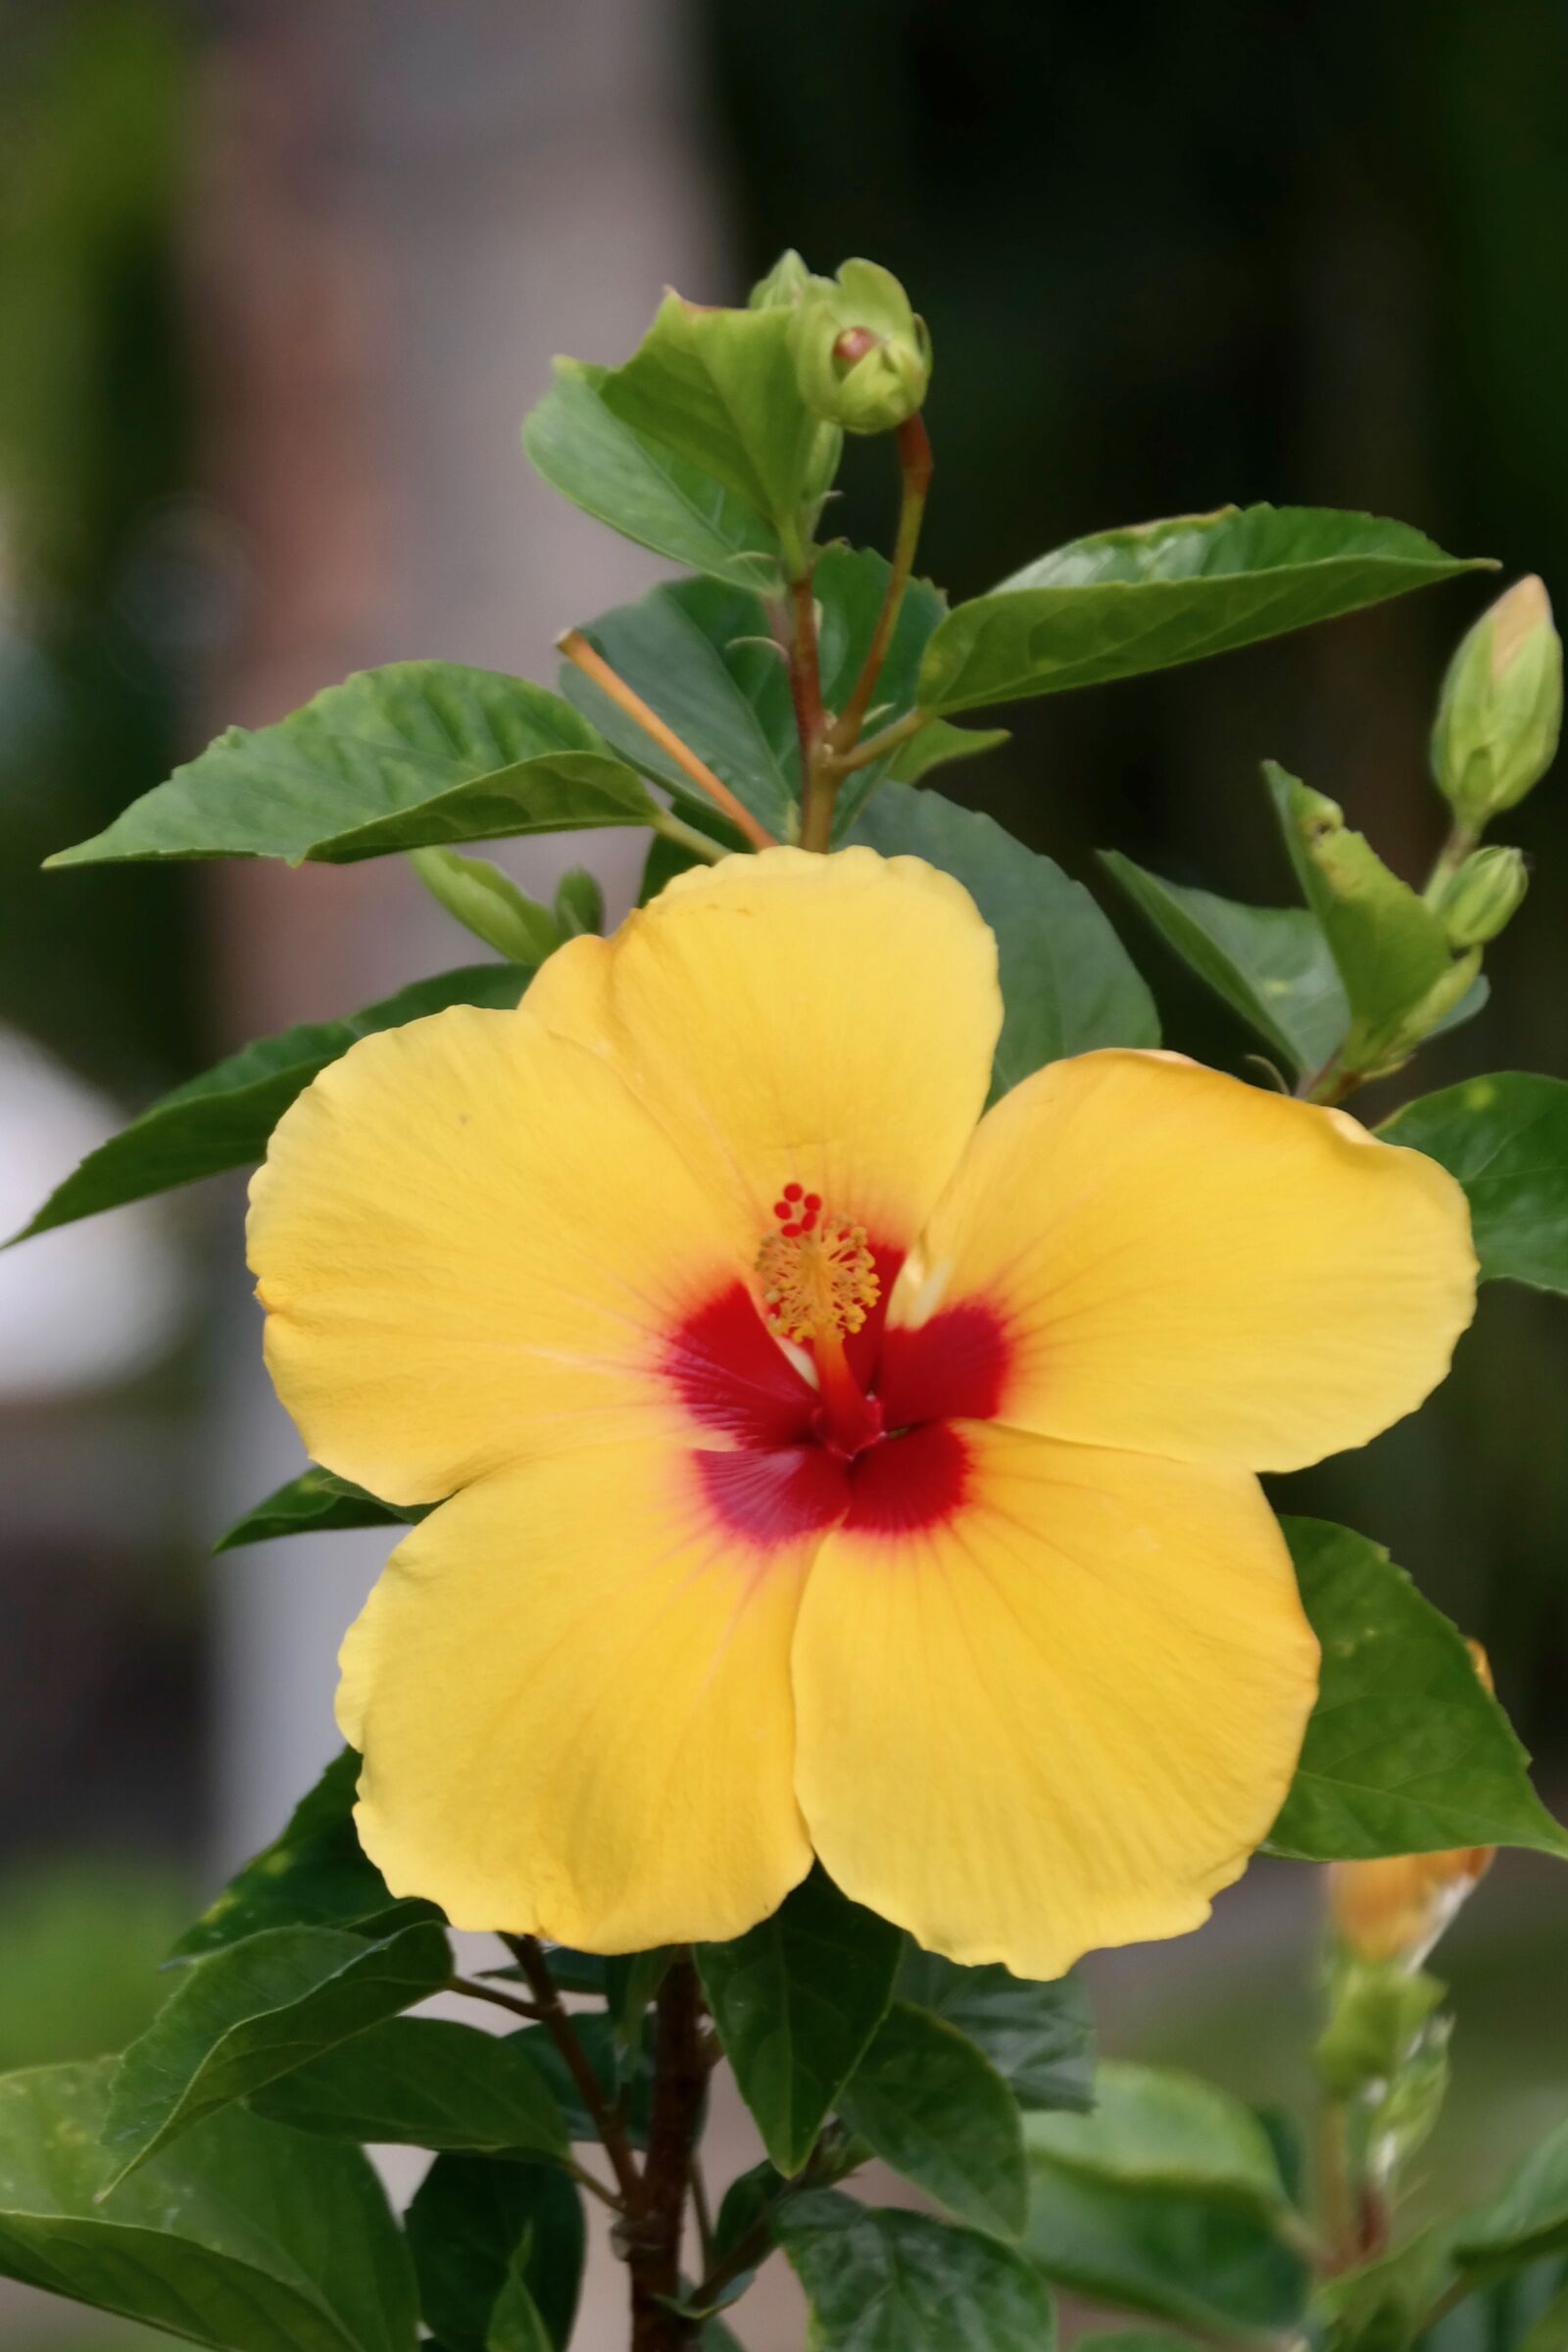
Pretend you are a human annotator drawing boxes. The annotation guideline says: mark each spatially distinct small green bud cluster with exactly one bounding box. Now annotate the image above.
[1432,576,1561,831]
[786,258,932,436]
[1434,844,1529,949]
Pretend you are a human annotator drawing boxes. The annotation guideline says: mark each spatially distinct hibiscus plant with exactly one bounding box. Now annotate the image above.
[8,251,1568,2352]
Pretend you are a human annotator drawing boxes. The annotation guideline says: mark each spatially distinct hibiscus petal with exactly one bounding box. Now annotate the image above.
[526,847,1001,1258]
[892,1050,1476,1473]
[338,1443,826,1948]
[248,1004,769,1503]
[792,1421,1319,1979]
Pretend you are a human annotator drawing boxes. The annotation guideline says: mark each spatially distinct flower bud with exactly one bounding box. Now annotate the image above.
[1431,576,1562,829]
[1435,844,1529,949]
[793,260,932,435]
[749,249,831,312]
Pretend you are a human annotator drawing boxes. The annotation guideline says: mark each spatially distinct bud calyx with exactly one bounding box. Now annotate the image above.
[1432,575,1562,829]
[793,259,932,435]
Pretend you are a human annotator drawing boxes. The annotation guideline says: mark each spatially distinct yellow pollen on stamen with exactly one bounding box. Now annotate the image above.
[757,1193,880,1347]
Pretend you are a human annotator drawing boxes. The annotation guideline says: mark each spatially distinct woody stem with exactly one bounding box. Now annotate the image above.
[628,1955,709,2352]
[792,570,835,852]
[830,413,933,757]
[501,1935,643,2209]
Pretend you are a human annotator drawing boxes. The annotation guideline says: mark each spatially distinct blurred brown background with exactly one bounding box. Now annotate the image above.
[2,3,1565,2346]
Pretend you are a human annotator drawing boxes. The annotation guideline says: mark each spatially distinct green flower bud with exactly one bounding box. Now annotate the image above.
[1435,844,1529,948]
[1314,1957,1446,2097]
[1431,575,1562,829]
[748,249,832,312]
[792,259,932,435]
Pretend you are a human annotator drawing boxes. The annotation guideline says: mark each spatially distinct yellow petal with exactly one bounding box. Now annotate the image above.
[338,1443,819,1948]
[527,847,1001,1255]
[249,1005,760,1502]
[893,1050,1476,1472]
[792,1420,1319,1978]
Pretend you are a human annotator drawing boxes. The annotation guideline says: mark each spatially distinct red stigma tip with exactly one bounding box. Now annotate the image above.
[783,1182,804,1201]
[804,1192,822,1213]
[782,1221,804,1239]
[773,1200,791,1221]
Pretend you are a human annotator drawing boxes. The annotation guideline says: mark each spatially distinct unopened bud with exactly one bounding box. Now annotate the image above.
[1432,576,1562,830]
[1436,845,1529,949]
[793,259,932,435]
[749,249,831,312]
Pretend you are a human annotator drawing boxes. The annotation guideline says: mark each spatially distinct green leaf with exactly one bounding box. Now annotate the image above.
[1523,2284,1568,2352]
[173,1751,412,1957]
[486,2266,553,2352]
[553,866,604,937]
[848,784,1159,1091]
[105,1919,452,2182]
[1458,2122,1568,2275]
[1266,1518,1568,1861]
[598,292,837,560]
[697,1867,902,2176]
[250,2018,566,2161]
[1317,2231,1451,2352]
[1101,851,1348,1076]
[1380,1075,1568,1294]
[896,1948,1094,2113]
[12,963,530,1243]
[510,2018,653,2150]
[1024,2148,1308,2336]
[410,849,561,964]
[216,1469,425,1553]
[406,2156,583,2352]
[1024,2064,1288,2219]
[1023,2067,1308,2338]
[1423,2258,1568,2352]
[777,2190,1054,2352]
[1266,763,1478,1070]
[561,550,951,842]
[1074,2334,1202,2352]
[838,2000,1027,2239]
[0,2058,417,2352]
[713,2155,791,2270]
[604,1950,674,2052]
[522,358,784,592]
[884,714,1010,787]
[919,506,1490,714]
[47,664,656,868]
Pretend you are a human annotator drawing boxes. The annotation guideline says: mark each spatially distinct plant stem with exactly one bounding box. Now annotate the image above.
[791,571,835,852]
[648,804,730,865]
[449,1974,544,2023]
[690,2156,716,2273]
[1316,2096,1353,2273]
[830,413,933,757]
[558,629,778,853]
[822,705,928,779]
[567,2158,627,2212]
[502,1935,644,2210]
[628,1955,708,2352]
[1296,1054,1358,1107]
[1423,819,1480,906]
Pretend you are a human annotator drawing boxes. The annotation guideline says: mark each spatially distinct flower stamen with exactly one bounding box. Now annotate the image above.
[758,1193,879,1345]
[758,1190,883,1457]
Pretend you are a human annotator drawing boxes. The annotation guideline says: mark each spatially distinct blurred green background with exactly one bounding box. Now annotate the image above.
[1,1,1564,2344]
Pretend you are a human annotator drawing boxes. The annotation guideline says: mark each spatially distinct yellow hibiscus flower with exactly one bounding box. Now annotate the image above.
[248,848,1477,1977]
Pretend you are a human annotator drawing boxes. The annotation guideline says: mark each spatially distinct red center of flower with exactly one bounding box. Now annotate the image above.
[667,1184,1011,1550]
